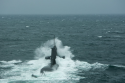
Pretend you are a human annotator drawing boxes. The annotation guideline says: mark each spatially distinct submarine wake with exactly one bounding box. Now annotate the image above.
[0,38,108,83]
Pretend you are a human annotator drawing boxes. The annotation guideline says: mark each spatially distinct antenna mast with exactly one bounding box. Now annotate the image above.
[54,35,55,46]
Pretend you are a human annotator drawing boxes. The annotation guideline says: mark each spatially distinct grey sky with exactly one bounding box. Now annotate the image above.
[0,0,125,15]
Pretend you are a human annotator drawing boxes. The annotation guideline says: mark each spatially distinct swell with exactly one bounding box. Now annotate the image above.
[107,65,125,71]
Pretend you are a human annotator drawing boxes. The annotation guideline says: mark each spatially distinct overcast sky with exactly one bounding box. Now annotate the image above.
[0,0,125,15]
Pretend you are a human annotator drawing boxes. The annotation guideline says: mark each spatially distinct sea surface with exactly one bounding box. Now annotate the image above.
[0,15,125,83]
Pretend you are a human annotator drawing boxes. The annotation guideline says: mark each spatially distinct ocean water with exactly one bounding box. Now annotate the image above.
[0,15,125,83]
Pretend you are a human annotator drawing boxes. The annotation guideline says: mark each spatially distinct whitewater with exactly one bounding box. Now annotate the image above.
[0,38,109,83]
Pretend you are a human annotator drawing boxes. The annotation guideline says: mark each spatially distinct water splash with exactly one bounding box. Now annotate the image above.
[0,38,108,82]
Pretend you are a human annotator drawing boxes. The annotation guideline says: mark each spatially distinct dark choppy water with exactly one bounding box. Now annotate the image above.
[0,15,125,83]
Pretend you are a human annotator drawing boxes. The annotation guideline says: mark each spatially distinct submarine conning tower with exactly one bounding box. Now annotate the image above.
[50,35,57,66]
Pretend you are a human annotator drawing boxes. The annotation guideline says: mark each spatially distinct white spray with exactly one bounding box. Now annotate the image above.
[0,38,108,82]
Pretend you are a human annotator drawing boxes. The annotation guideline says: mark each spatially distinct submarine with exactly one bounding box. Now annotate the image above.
[32,36,65,77]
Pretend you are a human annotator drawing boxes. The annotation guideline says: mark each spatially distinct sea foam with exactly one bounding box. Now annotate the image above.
[0,38,108,82]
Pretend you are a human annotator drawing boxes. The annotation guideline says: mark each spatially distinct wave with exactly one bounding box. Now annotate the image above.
[0,60,22,68]
[0,38,108,82]
[0,60,22,64]
[107,65,125,71]
[106,31,125,34]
